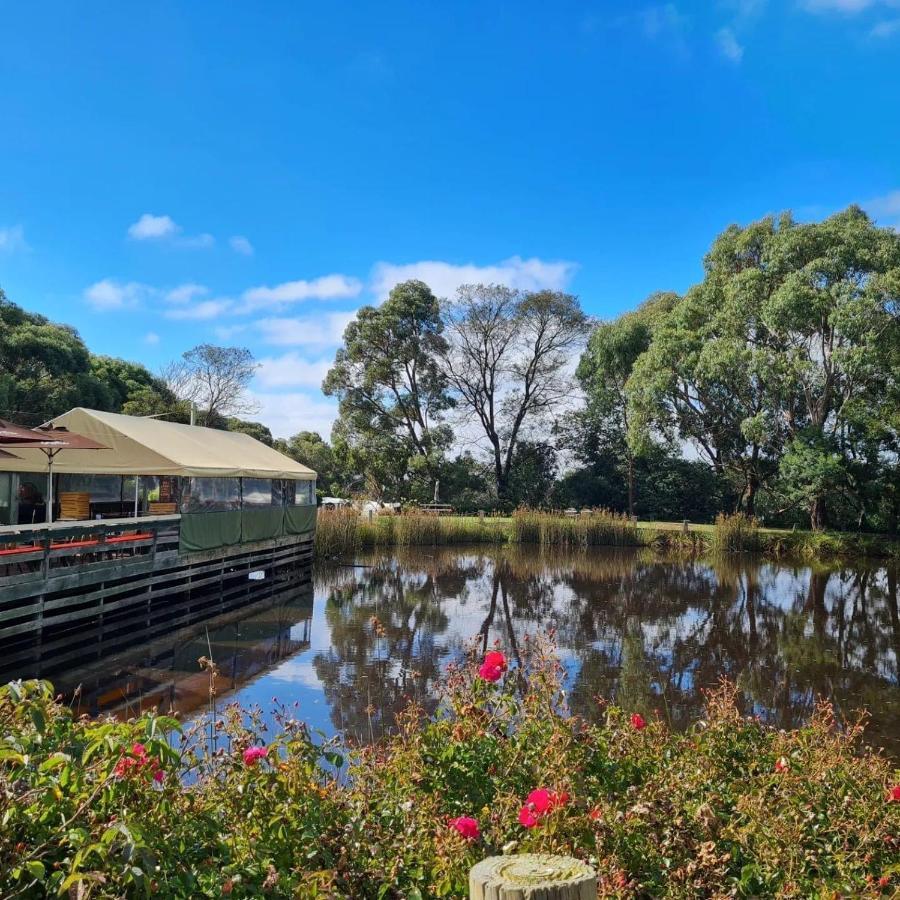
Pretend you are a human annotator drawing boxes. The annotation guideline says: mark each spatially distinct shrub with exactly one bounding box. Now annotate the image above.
[2,639,899,897]
[712,512,761,553]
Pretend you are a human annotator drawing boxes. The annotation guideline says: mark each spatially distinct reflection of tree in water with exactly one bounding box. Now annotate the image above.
[313,551,900,754]
[312,561,452,742]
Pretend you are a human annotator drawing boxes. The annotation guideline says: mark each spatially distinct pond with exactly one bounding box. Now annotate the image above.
[9,546,900,755]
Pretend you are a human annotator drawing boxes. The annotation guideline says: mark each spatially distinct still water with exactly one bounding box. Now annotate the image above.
[12,547,900,755]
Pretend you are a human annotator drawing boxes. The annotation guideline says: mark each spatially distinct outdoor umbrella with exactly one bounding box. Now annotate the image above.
[0,421,108,523]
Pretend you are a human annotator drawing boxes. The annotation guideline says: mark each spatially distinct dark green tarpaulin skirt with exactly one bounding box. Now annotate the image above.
[179,505,316,552]
[284,504,316,536]
[179,510,242,552]
[241,507,285,543]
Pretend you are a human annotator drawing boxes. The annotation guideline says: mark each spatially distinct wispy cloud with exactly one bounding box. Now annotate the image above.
[715,26,745,60]
[370,256,578,303]
[256,312,357,347]
[0,224,28,253]
[165,283,208,305]
[802,0,898,12]
[864,189,900,222]
[256,353,333,389]
[229,235,254,256]
[245,390,339,440]
[126,213,215,249]
[164,299,233,321]
[870,16,900,34]
[84,278,151,311]
[239,274,362,313]
[640,4,691,55]
[144,331,160,346]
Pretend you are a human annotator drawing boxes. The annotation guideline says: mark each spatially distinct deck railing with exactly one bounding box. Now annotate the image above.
[0,515,182,581]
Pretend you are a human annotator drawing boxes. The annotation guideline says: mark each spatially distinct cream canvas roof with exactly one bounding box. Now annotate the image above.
[0,408,316,480]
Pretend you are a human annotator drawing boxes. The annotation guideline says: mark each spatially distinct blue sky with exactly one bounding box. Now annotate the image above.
[1,0,899,438]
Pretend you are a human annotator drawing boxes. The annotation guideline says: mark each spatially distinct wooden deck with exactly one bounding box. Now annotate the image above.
[0,515,315,659]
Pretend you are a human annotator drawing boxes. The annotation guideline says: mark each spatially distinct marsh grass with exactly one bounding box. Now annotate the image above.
[711,512,761,553]
[511,508,640,547]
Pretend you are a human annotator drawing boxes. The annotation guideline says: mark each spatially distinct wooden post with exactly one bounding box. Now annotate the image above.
[469,854,596,900]
[682,519,689,533]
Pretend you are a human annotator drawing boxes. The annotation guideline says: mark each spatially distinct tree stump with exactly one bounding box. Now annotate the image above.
[469,854,597,900]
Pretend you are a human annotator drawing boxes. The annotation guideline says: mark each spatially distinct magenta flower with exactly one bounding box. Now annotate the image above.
[449,816,480,840]
[478,650,507,682]
[630,713,647,731]
[243,745,268,766]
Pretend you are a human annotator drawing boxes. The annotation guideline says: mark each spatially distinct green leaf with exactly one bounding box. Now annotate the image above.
[25,860,45,881]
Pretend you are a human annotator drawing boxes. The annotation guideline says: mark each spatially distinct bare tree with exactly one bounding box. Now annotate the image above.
[441,284,590,502]
[162,344,259,426]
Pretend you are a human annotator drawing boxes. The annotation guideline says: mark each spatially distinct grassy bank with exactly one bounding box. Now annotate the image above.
[2,639,899,897]
[315,508,900,562]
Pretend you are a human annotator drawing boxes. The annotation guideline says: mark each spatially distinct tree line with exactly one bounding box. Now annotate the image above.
[1,204,897,532]
[320,206,899,532]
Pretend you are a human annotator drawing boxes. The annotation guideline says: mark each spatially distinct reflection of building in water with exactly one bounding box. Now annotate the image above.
[0,581,313,721]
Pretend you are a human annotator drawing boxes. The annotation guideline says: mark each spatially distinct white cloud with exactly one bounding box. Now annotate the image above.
[128,213,179,241]
[164,299,233,321]
[864,189,900,219]
[240,274,362,312]
[126,213,215,248]
[165,282,209,305]
[256,353,333,389]
[230,235,254,256]
[179,232,215,249]
[256,311,357,347]
[246,390,339,440]
[0,224,28,253]
[213,324,248,341]
[715,26,744,60]
[370,255,577,303]
[144,331,160,345]
[870,16,900,34]
[84,278,150,311]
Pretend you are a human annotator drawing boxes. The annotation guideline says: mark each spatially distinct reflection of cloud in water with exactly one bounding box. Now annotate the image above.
[268,659,325,689]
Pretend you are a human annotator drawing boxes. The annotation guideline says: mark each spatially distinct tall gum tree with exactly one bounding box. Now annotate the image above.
[627,207,900,529]
[575,292,677,517]
[441,284,590,503]
[323,280,453,494]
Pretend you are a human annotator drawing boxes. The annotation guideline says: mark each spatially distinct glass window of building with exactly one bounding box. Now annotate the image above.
[242,478,281,507]
[179,477,240,513]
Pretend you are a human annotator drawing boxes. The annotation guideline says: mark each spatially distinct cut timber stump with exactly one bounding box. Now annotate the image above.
[469,854,597,900]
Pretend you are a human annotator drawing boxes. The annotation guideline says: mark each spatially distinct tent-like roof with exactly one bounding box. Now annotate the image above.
[0,408,316,480]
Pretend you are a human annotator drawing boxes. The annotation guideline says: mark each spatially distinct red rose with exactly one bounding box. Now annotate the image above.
[449,816,480,840]
[630,713,647,731]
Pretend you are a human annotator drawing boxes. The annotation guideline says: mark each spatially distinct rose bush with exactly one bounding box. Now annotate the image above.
[1,636,899,897]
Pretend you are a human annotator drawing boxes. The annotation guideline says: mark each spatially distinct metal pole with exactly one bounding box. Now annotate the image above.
[46,451,54,525]
[134,475,140,518]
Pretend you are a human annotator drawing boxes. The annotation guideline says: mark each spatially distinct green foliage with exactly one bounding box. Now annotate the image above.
[323,279,453,490]
[624,207,900,531]
[2,642,899,897]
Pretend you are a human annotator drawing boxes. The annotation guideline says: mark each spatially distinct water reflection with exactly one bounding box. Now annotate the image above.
[312,548,900,754]
[3,547,898,756]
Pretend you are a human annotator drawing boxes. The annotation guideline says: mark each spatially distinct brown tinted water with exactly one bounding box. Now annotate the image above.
[7,547,899,755]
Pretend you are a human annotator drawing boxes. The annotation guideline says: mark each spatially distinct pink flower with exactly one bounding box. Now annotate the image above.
[449,816,480,840]
[889,785,900,803]
[588,806,603,822]
[518,787,568,828]
[630,713,647,731]
[243,745,268,767]
[518,805,540,828]
[478,651,507,682]
[774,757,789,774]
[131,742,148,759]
[153,768,165,783]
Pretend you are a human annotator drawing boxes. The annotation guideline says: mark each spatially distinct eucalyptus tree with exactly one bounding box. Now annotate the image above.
[441,284,590,503]
[576,292,677,516]
[627,207,900,529]
[323,280,453,495]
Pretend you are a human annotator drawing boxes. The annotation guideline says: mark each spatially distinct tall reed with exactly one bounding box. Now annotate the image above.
[315,508,361,557]
[711,512,760,553]
[511,507,641,548]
